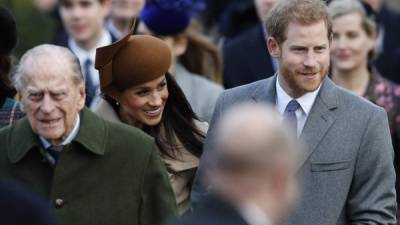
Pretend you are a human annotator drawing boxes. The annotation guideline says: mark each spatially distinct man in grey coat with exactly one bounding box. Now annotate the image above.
[192,0,397,224]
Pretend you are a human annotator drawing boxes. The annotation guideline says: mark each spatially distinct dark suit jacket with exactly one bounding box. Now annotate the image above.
[192,76,396,225]
[223,24,275,89]
[374,6,400,83]
[169,194,249,225]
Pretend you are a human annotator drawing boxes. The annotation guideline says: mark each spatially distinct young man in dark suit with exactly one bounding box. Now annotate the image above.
[57,0,117,107]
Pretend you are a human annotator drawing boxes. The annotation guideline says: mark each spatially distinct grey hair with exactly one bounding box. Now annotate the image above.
[13,44,84,90]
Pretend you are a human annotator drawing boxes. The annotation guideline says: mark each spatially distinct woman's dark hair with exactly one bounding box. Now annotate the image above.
[142,73,205,167]
[0,7,18,100]
[105,72,205,172]
[0,56,17,99]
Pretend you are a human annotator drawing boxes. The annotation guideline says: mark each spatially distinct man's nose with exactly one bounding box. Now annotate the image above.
[41,95,56,113]
[303,52,318,68]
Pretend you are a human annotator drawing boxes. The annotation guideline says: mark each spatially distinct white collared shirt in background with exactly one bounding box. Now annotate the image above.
[68,28,112,98]
[239,202,273,225]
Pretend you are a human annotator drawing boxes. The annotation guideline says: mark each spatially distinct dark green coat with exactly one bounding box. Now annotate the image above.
[0,108,177,225]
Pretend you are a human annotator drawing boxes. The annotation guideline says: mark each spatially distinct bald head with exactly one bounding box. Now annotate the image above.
[210,103,298,176]
[208,103,300,223]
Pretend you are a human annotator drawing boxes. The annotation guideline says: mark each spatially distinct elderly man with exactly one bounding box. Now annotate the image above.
[170,103,299,225]
[0,44,177,225]
[193,0,397,224]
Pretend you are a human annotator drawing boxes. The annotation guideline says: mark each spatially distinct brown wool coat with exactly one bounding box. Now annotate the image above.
[0,108,178,225]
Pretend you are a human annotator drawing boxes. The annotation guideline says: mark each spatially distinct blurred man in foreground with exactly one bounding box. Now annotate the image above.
[170,103,299,225]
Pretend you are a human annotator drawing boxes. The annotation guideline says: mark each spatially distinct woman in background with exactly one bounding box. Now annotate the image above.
[328,0,400,219]
[94,32,206,215]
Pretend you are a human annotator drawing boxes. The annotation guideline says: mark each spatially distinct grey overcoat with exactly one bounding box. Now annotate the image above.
[192,75,397,225]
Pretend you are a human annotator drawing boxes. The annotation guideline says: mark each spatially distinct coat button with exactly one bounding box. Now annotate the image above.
[54,198,64,209]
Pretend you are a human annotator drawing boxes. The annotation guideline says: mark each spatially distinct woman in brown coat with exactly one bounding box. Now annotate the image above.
[94,31,206,215]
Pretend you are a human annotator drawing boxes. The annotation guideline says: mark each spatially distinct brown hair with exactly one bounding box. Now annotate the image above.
[265,0,332,44]
[178,20,222,84]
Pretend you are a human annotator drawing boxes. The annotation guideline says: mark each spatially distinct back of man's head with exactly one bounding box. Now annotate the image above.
[265,0,332,44]
[207,103,299,225]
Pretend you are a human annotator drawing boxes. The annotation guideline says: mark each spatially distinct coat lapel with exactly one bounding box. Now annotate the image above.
[246,75,338,169]
[298,78,338,169]
[251,74,277,104]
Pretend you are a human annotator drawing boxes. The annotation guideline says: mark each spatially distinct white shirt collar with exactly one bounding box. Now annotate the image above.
[238,202,272,225]
[68,28,112,66]
[275,75,321,116]
[40,114,81,149]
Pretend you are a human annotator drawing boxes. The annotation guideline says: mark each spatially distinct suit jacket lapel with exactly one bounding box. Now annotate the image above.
[251,74,277,104]
[249,76,338,169]
[298,78,338,169]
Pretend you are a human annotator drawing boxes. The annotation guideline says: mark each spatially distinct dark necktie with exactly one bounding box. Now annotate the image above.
[46,145,64,165]
[284,99,301,134]
[84,58,96,107]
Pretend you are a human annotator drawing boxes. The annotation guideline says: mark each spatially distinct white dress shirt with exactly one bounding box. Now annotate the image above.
[239,202,273,225]
[275,75,321,136]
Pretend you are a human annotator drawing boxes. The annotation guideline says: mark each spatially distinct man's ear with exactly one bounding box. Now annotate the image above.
[19,93,25,113]
[267,37,281,58]
[77,82,86,110]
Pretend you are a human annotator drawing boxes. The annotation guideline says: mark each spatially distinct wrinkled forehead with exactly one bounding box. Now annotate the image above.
[21,56,77,89]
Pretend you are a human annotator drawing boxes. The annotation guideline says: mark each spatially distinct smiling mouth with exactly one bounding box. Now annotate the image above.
[144,108,162,117]
[300,72,318,76]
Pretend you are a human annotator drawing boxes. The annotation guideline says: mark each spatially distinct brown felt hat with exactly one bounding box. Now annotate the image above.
[95,33,172,99]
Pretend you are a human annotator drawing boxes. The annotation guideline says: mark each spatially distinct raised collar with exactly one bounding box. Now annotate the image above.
[7,108,107,163]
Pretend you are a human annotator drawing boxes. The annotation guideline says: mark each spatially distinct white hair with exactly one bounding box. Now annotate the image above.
[13,44,84,91]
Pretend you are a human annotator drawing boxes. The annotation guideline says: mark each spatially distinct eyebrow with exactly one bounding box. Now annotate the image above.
[290,43,328,49]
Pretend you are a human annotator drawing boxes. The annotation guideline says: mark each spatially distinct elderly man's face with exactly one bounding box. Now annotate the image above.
[19,59,85,145]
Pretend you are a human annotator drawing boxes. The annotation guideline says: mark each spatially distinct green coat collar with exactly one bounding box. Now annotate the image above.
[8,108,107,163]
